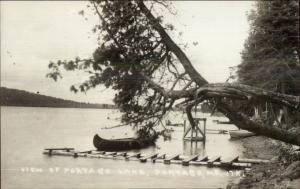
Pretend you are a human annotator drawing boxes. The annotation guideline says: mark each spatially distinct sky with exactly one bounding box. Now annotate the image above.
[1,1,253,104]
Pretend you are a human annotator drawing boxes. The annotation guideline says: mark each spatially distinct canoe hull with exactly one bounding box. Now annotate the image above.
[229,130,256,139]
[93,134,156,151]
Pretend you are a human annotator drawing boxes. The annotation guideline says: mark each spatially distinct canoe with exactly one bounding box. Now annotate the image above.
[93,134,157,151]
[212,120,232,124]
[229,130,256,139]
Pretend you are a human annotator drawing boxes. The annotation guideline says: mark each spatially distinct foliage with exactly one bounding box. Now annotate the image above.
[46,1,300,145]
[278,142,300,165]
[238,0,300,95]
[237,0,300,125]
[47,1,191,128]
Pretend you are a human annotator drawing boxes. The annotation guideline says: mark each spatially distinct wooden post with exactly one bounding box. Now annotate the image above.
[183,125,192,139]
[203,119,206,141]
[191,123,193,139]
[73,152,78,158]
[183,118,206,141]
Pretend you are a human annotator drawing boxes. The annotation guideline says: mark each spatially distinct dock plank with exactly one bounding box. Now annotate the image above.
[140,153,159,163]
[114,152,127,157]
[105,152,118,156]
[152,154,166,163]
[221,156,239,166]
[164,154,180,164]
[207,156,221,166]
[45,148,74,152]
[196,156,209,162]
[125,153,141,160]
[43,148,257,169]
[238,158,270,164]
[232,162,252,168]
[182,155,199,166]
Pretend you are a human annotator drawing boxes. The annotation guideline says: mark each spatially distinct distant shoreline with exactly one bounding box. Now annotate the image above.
[0,87,117,110]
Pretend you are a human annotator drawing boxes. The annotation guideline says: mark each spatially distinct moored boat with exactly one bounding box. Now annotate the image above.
[229,130,256,139]
[93,134,158,151]
[165,120,183,127]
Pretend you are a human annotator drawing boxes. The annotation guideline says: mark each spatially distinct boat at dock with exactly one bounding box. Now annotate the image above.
[93,134,157,151]
[165,120,183,127]
[212,120,232,124]
[229,130,256,139]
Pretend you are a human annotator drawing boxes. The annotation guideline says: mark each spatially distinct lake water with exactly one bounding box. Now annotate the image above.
[1,106,246,188]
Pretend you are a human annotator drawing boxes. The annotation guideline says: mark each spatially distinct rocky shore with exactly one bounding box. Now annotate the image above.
[227,136,300,189]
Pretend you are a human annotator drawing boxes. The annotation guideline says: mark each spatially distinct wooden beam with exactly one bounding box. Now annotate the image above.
[182,155,199,166]
[78,150,93,154]
[140,153,159,163]
[183,125,192,138]
[195,125,205,137]
[114,152,127,157]
[220,156,239,167]
[105,152,117,156]
[164,154,180,164]
[44,148,74,151]
[238,158,270,164]
[125,153,141,160]
[232,162,252,168]
[94,151,105,155]
[207,156,221,167]
[197,156,208,162]
[44,148,74,154]
[152,154,166,163]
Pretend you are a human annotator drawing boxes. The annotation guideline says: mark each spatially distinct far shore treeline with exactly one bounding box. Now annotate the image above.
[0,87,116,109]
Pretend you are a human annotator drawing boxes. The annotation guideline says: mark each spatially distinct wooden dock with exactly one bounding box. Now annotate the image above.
[43,148,270,169]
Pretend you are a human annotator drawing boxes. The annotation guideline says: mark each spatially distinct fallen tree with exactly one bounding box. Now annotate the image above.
[47,0,300,145]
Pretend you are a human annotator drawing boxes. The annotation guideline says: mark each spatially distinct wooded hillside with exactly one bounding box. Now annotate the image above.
[0,87,115,109]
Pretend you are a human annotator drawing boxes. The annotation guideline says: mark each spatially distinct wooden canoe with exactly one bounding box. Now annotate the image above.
[229,130,256,139]
[93,134,157,151]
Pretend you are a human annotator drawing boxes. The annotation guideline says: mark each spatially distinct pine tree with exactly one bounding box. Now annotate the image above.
[238,0,300,95]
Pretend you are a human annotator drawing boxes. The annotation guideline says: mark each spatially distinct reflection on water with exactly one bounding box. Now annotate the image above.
[1,106,245,189]
[183,141,206,156]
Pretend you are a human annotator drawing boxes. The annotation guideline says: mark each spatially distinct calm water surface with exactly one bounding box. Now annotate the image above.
[1,106,246,188]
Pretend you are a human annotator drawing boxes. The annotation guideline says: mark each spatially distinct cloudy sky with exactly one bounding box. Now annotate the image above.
[1,1,253,104]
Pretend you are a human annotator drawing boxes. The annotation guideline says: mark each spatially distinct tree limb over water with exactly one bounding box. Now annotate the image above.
[47,0,300,146]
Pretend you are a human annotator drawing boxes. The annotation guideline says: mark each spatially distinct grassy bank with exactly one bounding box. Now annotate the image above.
[227,136,300,189]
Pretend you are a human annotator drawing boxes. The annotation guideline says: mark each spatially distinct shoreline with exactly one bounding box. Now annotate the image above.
[227,136,300,189]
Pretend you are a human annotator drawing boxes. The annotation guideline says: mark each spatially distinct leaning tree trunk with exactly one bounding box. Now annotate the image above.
[92,1,300,146]
[138,1,208,87]
[217,102,300,146]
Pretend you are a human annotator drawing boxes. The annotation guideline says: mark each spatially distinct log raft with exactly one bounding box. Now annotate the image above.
[43,148,270,169]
